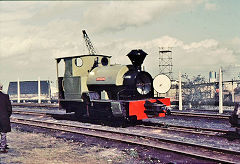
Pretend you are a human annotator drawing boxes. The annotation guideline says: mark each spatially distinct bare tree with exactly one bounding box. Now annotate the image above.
[182,74,208,107]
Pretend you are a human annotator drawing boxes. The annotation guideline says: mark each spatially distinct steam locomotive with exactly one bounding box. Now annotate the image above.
[56,49,170,123]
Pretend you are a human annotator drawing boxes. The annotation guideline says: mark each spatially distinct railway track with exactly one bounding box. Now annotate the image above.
[11,113,240,163]
[12,103,58,108]
[15,109,230,119]
[13,103,231,118]
[171,111,230,119]
[13,110,231,136]
[138,124,229,136]
[13,110,48,117]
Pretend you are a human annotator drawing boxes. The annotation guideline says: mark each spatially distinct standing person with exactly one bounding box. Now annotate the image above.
[0,82,12,153]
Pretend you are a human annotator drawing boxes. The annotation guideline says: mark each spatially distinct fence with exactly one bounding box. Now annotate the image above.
[166,69,240,113]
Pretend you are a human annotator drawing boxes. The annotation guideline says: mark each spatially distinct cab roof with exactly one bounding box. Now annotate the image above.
[55,54,112,60]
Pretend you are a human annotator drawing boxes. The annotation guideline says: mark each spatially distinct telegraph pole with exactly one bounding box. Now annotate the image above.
[17,78,20,103]
[38,77,41,104]
[219,68,223,113]
[179,71,182,111]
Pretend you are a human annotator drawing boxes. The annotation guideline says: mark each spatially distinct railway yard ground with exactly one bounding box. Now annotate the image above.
[1,128,135,164]
[1,104,240,163]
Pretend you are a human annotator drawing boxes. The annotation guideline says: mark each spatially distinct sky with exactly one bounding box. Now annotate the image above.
[0,0,240,91]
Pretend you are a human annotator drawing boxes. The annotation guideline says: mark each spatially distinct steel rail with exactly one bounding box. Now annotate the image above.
[12,111,48,117]
[13,110,231,135]
[137,124,229,136]
[12,110,232,136]
[170,111,230,119]
[13,110,229,134]
[12,103,231,119]
[11,116,240,163]
[141,121,230,134]
[12,103,58,109]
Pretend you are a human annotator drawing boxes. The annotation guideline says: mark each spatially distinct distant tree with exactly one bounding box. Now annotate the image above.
[181,74,208,106]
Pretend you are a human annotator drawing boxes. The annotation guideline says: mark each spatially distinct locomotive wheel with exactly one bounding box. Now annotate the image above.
[111,118,127,127]
[166,109,171,115]
[74,109,84,120]
[127,116,138,126]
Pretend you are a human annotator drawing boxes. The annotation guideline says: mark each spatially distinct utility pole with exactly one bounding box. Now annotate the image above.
[219,68,223,114]
[38,77,41,104]
[232,79,235,103]
[17,78,20,103]
[179,71,182,111]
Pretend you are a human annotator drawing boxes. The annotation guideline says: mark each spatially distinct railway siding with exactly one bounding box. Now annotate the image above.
[10,109,240,163]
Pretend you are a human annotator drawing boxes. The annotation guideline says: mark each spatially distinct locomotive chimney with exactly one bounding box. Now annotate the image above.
[127,49,148,71]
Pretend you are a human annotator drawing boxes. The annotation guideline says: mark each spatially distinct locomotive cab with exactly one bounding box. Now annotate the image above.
[56,54,111,112]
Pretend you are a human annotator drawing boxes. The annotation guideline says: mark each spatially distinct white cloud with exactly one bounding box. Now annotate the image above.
[182,39,218,50]
[82,1,203,32]
[95,36,236,78]
[0,1,238,84]
[0,11,32,22]
[205,3,217,11]
[0,37,32,58]
[231,37,240,48]
[0,2,49,22]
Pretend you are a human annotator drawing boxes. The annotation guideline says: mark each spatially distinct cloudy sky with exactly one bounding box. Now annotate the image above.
[0,0,240,90]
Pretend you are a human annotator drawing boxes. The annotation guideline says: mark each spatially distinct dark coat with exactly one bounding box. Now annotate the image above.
[0,91,12,133]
